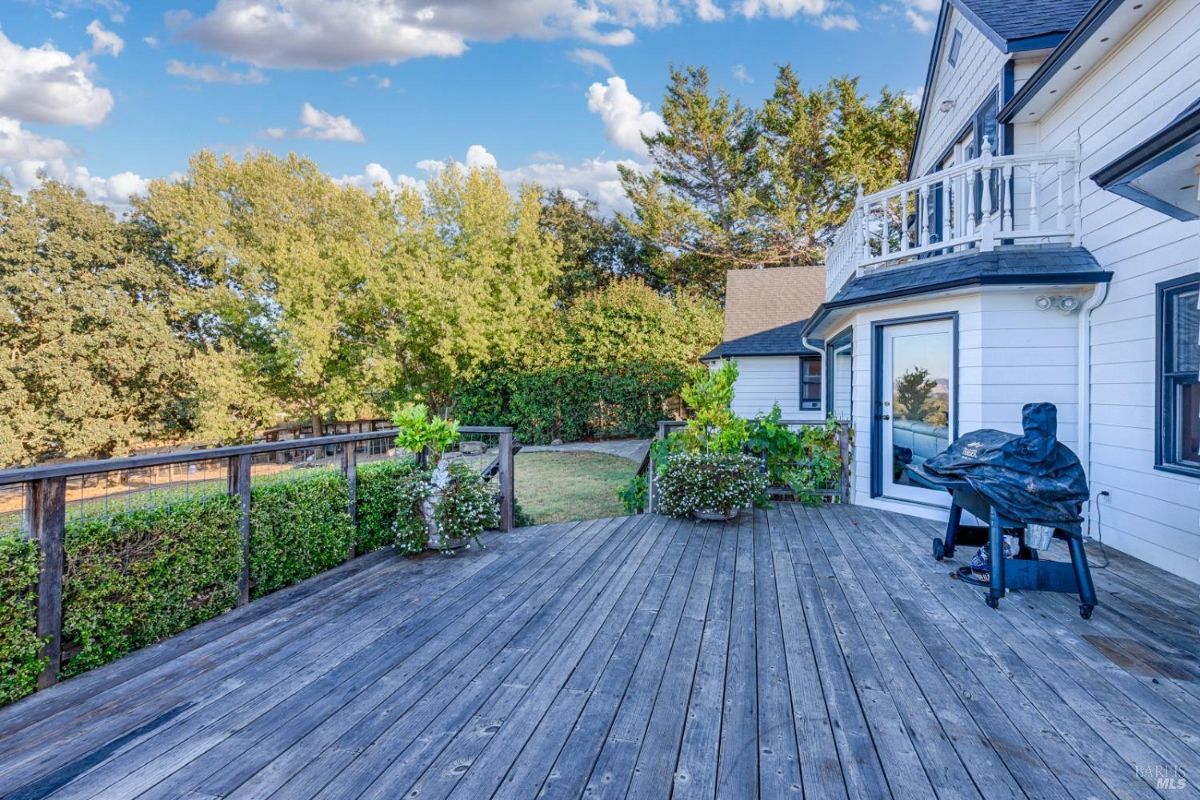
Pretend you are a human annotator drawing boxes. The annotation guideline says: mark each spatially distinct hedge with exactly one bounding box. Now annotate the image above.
[0,534,43,704]
[61,494,242,677]
[356,460,428,555]
[249,469,355,598]
[455,362,687,444]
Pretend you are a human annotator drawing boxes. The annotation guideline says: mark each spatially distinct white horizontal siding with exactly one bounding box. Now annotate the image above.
[1020,0,1200,583]
[912,6,1006,176]
[725,356,824,421]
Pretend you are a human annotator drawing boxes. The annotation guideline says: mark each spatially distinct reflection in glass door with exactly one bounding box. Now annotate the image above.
[878,319,954,504]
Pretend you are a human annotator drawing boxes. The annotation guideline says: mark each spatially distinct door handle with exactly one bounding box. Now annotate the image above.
[875,414,891,421]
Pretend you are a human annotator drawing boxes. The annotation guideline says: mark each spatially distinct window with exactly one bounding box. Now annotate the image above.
[800,356,822,411]
[1158,276,1200,475]
[947,29,962,66]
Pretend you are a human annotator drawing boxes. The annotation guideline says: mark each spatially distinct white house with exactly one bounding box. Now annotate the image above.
[794,0,1200,582]
[701,266,827,420]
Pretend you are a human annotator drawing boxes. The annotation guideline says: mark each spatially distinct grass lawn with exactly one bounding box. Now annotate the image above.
[513,451,637,525]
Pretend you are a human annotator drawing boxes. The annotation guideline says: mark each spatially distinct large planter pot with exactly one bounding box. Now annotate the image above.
[693,508,740,522]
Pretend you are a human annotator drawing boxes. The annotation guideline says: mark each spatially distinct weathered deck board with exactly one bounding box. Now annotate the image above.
[1,506,1197,800]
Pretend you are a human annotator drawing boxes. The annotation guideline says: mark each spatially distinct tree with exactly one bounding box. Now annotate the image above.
[379,164,562,409]
[137,150,395,438]
[0,179,191,465]
[538,189,659,303]
[758,70,917,265]
[895,367,938,423]
[619,66,765,297]
[621,66,916,300]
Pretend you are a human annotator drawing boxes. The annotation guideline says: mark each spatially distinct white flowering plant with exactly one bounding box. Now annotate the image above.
[431,460,499,551]
[656,452,768,518]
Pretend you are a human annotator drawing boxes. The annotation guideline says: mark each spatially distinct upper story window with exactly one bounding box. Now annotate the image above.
[1158,275,1200,476]
[947,29,963,67]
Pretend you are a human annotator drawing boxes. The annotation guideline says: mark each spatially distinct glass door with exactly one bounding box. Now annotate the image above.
[878,319,954,504]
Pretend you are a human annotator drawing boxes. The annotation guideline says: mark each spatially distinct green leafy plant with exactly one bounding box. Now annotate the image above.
[393,403,460,463]
[433,461,499,551]
[356,460,430,555]
[618,473,649,514]
[747,404,806,486]
[677,361,748,455]
[656,452,768,518]
[510,499,535,529]
[0,534,43,704]
[60,495,242,676]
[249,470,355,598]
[785,416,846,505]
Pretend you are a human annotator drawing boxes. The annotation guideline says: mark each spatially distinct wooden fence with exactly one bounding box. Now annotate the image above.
[0,426,515,690]
[639,419,853,512]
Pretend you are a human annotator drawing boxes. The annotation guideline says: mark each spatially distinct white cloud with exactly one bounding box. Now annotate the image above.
[901,0,937,33]
[465,144,497,169]
[166,60,268,85]
[818,13,859,30]
[264,103,365,143]
[178,0,698,69]
[502,155,638,214]
[85,19,123,56]
[1,153,149,211]
[695,0,725,21]
[143,35,159,47]
[904,7,934,33]
[0,117,72,161]
[732,63,752,84]
[736,0,828,18]
[0,28,114,126]
[369,74,392,89]
[335,162,424,194]
[903,86,924,108]
[46,1,129,23]
[568,48,615,75]
[586,76,664,157]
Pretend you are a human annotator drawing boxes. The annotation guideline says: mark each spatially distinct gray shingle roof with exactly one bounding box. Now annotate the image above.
[958,0,1098,43]
[820,245,1109,311]
[702,320,812,361]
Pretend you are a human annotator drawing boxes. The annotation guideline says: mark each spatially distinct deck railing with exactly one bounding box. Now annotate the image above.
[640,419,852,512]
[0,426,515,690]
[826,137,1082,299]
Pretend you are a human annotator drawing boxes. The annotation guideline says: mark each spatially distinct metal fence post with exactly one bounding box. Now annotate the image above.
[29,477,66,689]
[342,444,358,560]
[228,455,252,606]
[498,430,514,532]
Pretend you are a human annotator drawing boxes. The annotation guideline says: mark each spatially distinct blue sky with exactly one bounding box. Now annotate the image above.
[0,0,934,211]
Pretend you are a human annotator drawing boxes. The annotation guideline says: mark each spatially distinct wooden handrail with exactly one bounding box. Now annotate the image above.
[6,424,517,690]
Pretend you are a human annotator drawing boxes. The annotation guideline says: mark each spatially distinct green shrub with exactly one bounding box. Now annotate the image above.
[356,460,429,555]
[250,470,354,598]
[61,495,241,676]
[0,534,43,704]
[455,361,686,444]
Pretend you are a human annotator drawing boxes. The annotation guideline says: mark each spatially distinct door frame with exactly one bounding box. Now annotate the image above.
[870,312,959,501]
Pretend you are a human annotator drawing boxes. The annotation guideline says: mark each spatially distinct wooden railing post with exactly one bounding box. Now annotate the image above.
[228,454,252,606]
[29,477,66,689]
[498,430,514,532]
[342,444,358,560]
[838,425,852,505]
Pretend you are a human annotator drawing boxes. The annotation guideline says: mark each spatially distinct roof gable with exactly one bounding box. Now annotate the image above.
[722,266,824,341]
[957,0,1098,48]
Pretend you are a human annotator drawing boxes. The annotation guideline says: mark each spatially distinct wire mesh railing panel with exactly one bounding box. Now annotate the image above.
[60,457,232,524]
[0,484,28,537]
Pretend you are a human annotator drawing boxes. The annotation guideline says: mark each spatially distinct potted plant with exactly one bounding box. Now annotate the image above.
[431,461,499,551]
[656,451,767,521]
[392,402,469,551]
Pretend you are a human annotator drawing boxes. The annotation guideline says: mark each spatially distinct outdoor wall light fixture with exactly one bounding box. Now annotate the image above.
[939,99,955,113]
[1035,295,1081,313]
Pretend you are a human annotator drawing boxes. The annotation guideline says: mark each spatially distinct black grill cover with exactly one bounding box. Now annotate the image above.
[919,403,1089,532]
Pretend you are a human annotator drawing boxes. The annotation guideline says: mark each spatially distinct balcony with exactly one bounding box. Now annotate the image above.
[826,138,1082,299]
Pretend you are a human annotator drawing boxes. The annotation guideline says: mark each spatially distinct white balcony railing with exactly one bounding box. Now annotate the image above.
[825,138,1082,299]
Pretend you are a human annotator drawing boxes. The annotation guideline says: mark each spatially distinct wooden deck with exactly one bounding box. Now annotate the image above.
[1,505,1198,799]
